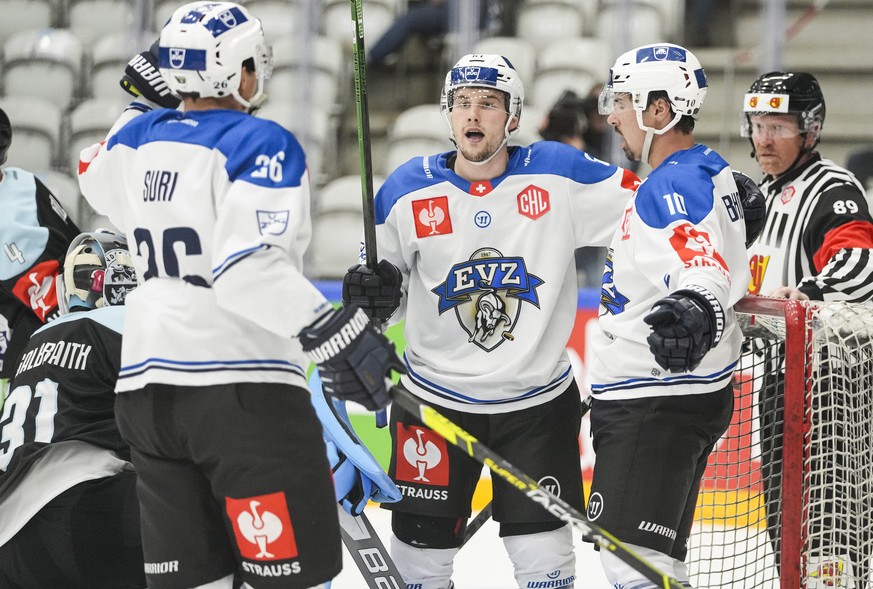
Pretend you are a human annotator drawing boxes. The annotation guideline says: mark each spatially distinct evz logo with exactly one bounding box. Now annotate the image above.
[218,9,238,27]
[460,66,481,80]
[169,48,186,69]
[431,248,543,351]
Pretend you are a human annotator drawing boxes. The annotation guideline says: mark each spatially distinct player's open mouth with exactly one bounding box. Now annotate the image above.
[465,130,484,142]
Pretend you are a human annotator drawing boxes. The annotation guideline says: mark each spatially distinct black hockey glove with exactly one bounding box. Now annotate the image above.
[342,260,402,323]
[643,287,724,373]
[120,41,181,109]
[300,305,405,411]
[733,170,766,248]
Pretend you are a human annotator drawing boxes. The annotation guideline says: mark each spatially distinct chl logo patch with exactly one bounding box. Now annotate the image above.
[431,248,543,351]
[412,196,453,238]
[395,424,449,486]
[516,185,550,220]
[226,491,298,560]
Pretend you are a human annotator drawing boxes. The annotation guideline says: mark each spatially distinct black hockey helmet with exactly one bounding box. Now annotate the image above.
[0,107,11,167]
[742,71,826,151]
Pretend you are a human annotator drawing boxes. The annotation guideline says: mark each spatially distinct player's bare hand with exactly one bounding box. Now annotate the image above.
[767,287,809,301]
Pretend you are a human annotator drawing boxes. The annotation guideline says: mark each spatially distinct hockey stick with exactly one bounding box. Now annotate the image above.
[390,386,685,589]
[349,0,378,270]
[350,0,388,428]
[460,395,592,547]
[337,505,405,588]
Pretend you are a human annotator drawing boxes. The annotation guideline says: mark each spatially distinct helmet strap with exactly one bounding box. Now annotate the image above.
[635,108,682,165]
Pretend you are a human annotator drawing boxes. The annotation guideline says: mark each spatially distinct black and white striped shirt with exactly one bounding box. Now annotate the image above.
[748,153,873,302]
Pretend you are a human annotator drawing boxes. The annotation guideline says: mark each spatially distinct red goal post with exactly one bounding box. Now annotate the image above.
[687,294,873,589]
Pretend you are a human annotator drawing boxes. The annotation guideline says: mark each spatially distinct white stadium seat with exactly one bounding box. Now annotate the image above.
[67,98,128,175]
[516,2,584,52]
[3,28,84,111]
[0,96,63,171]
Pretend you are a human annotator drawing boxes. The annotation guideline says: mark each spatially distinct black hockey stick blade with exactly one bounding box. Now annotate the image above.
[460,502,493,547]
[389,386,684,589]
[337,505,405,588]
[460,395,593,547]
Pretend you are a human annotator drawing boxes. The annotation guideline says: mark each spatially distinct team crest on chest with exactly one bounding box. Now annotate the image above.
[781,185,796,205]
[431,248,543,351]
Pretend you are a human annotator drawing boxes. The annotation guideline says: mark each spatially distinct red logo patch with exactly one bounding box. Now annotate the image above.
[517,185,550,220]
[469,181,493,197]
[780,185,795,205]
[412,196,453,238]
[226,492,298,560]
[12,259,60,322]
[620,204,634,241]
[668,223,729,278]
[395,424,449,486]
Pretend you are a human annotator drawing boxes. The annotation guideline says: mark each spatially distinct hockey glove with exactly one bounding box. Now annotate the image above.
[733,170,766,248]
[119,41,181,109]
[643,287,724,373]
[300,305,405,411]
[342,260,403,323]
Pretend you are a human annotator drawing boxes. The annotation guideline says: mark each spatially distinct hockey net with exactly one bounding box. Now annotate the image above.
[686,295,873,589]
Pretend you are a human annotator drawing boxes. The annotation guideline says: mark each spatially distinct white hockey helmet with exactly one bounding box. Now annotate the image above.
[599,43,707,162]
[158,1,273,111]
[599,43,707,124]
[57,230,138,314]
[440,54,525,164]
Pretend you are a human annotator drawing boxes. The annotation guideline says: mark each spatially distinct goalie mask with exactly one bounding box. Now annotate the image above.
[599,43,707,163]
[57,230,138,314]
[741,71,826,153]
[440,53,525,165]
[158,1,273,112]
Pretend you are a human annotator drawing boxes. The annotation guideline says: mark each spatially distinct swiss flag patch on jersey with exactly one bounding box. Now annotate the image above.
[395,424,450,486]
[226,491,298,560]
[469,181,493,196]
[12,260,60,322]
[412,196,453,238]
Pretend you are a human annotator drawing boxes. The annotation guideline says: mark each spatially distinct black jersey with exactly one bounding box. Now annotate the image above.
[0,168,81,378]
[0,307,128,542]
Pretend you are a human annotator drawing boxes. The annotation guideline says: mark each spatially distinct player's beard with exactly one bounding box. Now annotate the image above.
[459,131,506,163]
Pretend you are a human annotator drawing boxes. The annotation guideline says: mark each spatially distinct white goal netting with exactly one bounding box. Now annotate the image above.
[687,296,873,589]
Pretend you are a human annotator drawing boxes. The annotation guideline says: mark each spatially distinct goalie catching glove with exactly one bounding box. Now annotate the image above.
[299,305,405,411]
[342,260,403,323]
[643,286,724,373]
[120,41,181,109]
[733,170,766,248]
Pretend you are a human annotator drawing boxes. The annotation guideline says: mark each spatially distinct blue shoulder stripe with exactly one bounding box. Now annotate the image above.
[108,110,308,189]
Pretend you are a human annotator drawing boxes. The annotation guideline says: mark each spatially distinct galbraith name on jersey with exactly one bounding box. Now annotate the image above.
[14,340,93,377]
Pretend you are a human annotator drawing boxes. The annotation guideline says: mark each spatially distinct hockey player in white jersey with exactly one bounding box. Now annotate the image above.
[588,43,750,588]
[77,3,404,588]
[343,53,641,588]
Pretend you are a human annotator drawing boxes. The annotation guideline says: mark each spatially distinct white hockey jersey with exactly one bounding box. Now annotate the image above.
[374,141,639,413]
[747,153,873,301]
[589,144,750,400]
[78,106,332,392]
